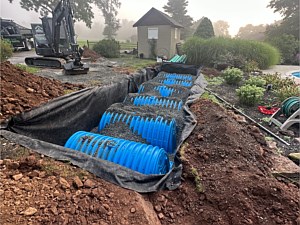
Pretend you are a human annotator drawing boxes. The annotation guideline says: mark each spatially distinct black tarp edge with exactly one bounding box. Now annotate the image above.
[1,65,207,193]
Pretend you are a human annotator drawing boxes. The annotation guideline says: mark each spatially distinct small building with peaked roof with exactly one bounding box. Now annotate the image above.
[133,7,183,59]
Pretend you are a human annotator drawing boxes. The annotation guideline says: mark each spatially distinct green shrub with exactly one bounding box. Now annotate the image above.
[92,39,120,58]
[243,60,259,73]
[244,76,266,87]
[183,37,280,69]
[263,73,295,90]
[0,39,13,62]
[236,84,265,106]
[223,67,244,85]
[275,85,300,102]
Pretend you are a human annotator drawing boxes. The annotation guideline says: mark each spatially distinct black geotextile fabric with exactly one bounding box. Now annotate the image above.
[1,64,207,193]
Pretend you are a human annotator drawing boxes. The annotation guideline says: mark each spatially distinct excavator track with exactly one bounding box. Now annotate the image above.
[25,57,65,69]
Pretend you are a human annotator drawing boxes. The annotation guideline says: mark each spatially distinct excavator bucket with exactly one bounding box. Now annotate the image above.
[63,61,89,75]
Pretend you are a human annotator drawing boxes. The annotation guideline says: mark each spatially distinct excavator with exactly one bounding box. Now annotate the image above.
[25,0,89,75]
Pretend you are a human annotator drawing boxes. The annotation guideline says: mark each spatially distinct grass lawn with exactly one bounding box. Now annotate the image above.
[77,40,137,51]
[111,54,157,71]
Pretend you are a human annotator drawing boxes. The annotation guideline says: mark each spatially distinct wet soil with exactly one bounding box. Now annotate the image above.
[1,61,299,224]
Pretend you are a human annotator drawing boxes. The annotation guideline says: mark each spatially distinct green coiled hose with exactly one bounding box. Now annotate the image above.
[281,97,300,118]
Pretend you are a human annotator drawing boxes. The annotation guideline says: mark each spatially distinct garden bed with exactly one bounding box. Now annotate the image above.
[203,68,299,157]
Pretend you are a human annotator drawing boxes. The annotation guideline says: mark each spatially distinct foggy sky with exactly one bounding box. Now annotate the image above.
[1,0,282,38]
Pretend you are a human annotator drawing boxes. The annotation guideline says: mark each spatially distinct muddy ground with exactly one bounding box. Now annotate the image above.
[1,60,300,225]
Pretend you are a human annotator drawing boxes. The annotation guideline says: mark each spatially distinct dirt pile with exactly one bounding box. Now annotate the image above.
[148,99,299,225]
[0,61,85,123]
[0,149,160,225]
[1,94,299,224]
[82,47,102,62]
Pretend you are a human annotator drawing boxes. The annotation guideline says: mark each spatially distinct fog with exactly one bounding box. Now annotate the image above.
[1,0,282,40]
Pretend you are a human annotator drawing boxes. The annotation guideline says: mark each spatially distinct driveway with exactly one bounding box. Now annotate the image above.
[8,50,38,65]
[262,65,300,84]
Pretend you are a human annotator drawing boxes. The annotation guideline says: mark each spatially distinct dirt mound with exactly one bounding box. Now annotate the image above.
[148,99,299,225]
[0,61,85,123]
[0,151,159,225]
[82,47,102,61]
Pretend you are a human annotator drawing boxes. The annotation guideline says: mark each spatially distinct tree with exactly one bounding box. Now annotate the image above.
[213,20,230,37]
[163,0,193,40]
[267,34,299,64]
[94,0,121,39]
[8,0,120,30]
[116,19,136,41]
[236,24,266,41]
[193,17,215,39]
[267,0,299,39]
[9,0,94,28]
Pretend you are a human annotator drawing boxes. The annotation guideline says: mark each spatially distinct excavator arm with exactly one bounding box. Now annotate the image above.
[25,0,89,75]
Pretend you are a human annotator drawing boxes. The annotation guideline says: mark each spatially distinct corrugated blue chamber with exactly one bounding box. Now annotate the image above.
[159,79,192,87]
[64,131,170,175]
[158,73,193,81]
[153,86,181,97]
[129,95,183,110]
[98,112,177,153]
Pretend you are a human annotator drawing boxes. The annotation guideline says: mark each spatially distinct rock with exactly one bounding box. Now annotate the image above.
[7,161,20,170]
[73,176,83,189]
[0,189,4,196]
[12,173,23,181]
[154,205,162,212]
[294,137,300,144]
[0,160,3,165]
[267,141,277,149]
[158,213,164,219]
[157,195,166,202]
[59,177,70,189]
[22,207,37,216]
[130,207,136,213]
[107,192,114,198]
[50,206,58,215]
[83,179,95,188]
[296,216,300,224]
[26,88,35,93]
[28,170,39,178]
[197,134,204,141]
[103,204,110,211]
[235,115,247,123]
[3,159,11,165]
[169,212,175,219]
[91,188,104,199]
[41,91,49,97]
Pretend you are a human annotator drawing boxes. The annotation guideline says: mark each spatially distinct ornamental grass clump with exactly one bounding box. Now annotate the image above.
[236,84,265,106]
[223,67,244,85]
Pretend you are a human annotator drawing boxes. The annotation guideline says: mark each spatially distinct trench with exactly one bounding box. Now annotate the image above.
[2,63,207,192]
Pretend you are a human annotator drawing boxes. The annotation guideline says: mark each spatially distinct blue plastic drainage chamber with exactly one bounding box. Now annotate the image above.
[64,70,198,176]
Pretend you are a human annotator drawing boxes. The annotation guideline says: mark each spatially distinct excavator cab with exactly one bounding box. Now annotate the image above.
[25,0,89,75]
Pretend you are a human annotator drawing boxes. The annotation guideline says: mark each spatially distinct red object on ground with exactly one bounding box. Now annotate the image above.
[258,106,280,115]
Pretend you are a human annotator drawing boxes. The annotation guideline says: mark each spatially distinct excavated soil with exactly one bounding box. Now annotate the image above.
[1,61,300,224]
[0,62,85,123]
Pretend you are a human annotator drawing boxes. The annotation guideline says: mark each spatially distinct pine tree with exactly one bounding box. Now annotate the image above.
[163,0,193,39]
[194,17,215,39]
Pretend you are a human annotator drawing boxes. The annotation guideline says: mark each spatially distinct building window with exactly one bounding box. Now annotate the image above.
[148,27,158,39]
